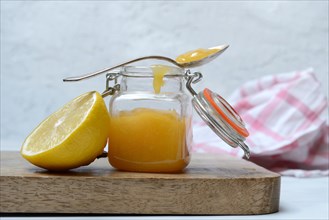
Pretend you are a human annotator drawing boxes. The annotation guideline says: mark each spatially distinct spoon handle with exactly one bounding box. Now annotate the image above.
[63,56,180,82]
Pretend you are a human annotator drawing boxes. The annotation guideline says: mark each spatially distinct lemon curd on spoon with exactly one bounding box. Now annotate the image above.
[175,48,220,64]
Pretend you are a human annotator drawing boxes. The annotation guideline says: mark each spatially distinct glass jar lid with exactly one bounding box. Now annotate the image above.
[186,71,250,159]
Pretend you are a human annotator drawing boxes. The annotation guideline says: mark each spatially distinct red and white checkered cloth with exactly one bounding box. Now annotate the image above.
[193,68,329,177]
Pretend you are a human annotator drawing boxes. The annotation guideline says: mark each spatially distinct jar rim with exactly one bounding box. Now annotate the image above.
[121,65,185,77]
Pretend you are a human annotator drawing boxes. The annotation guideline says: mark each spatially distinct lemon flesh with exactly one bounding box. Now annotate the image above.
[21,91,110,171]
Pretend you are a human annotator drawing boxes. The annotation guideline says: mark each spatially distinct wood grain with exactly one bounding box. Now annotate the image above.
[0,151,280,214]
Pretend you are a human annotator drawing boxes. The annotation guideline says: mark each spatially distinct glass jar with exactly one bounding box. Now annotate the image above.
[107,66,193,173]
[64,62,251,173]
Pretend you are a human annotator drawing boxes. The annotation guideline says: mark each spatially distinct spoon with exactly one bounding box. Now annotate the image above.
[63,44,229,82]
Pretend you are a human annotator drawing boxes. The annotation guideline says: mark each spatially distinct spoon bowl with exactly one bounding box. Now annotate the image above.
[177,44,229,68]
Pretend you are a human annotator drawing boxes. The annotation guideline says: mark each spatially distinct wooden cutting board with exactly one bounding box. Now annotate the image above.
[0,151,280,215]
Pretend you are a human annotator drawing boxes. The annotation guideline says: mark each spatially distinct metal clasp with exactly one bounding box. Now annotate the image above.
[185,69,203,97]
[101,72,121,98]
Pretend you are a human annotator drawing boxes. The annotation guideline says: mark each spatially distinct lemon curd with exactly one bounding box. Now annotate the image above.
[151,65,169,94]
[108,108,191,173]
[107,65,192,173]
[175,48,220,64]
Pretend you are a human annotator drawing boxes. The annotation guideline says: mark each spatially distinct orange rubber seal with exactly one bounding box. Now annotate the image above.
[203,88,249,137]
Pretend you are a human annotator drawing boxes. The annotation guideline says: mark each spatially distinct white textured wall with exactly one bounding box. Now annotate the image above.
[1,1,328,150]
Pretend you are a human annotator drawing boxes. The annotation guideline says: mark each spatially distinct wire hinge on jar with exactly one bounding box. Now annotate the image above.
[185,69,203,96]
[101,72,121,98]
[96,72,122,159]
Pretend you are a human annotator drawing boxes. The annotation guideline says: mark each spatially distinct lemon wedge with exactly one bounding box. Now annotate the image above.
[21,91,110,171]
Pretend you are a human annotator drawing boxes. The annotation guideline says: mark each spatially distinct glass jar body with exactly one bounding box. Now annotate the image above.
[107,66,192,173]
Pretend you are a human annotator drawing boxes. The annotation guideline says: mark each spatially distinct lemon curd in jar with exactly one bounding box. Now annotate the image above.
[108,65,192,173]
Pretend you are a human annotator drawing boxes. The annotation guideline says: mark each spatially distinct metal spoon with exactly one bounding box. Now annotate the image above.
[63,44,229,82]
